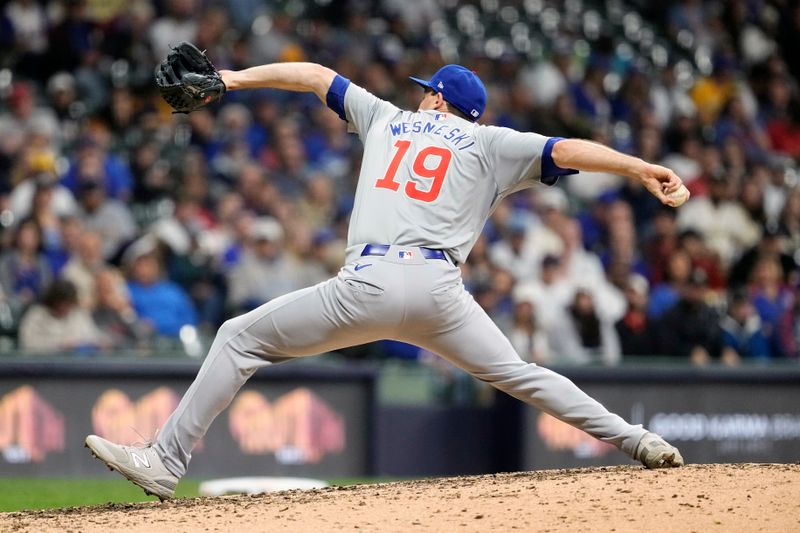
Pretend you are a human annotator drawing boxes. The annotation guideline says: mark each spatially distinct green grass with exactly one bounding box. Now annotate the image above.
[0,478,201,512]
[0,477,396,513]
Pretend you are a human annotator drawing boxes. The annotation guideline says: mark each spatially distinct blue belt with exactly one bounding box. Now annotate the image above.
[361,244,450,262]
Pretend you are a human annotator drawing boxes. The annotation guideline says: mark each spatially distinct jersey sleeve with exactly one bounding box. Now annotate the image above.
[326,74,400,137]
[482,127,578,195]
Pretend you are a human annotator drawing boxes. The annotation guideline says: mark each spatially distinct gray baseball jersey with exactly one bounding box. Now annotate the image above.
[342,81,563,265]
[151,77,649,478]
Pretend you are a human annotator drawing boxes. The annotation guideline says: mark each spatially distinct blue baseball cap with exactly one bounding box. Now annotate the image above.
[409,65,487,121]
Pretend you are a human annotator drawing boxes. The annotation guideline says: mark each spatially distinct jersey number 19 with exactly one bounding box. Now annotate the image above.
[375,140,452,203]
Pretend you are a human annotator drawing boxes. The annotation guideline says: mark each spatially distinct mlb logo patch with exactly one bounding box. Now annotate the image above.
[398,250,413,260]
[435,113,447,121]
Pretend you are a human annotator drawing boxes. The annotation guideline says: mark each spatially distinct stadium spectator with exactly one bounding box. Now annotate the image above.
[688,144,725,199]
[778,284,800,358]
[61,229,105,308]
[25,175,69,263]
[547,288,621,366]
[461,233,492,293]
[651,63,698,128]
[507,299,550,364]
[62,137,133,201]
[720,290,770,363]
[560,217,625,322]
[233,161,267,212]
[763,75,800,158]
[75,179,137,260]
[46,0,96,74]
[690,57,738,126]
[295,173,337,232]
[149,0,197,58]
[778,188,800,254]
[616,274,656,357]
[214,196,252,273]
[488,213,540,283]
[227,217,302,313]
[513,255,574,332]
[18,279,105,353]
[44,214,83,276]
[45,72,82,147]
[10,167,77,222]
[92,268,151,350]
[748,257,793,357]
[216,103,255,158]
[570,60,611,124]
[0,218,53,319]
[104,87,142,155]
[642,208,679,285]
[304,105,355,184]
[307,228,345,278]
[677,229,727,292]
[598,199,648,274]
[519,41,572,109]
[124,242,198,338]
[487,268,515,334]
[536,92,594,141]
[4,1,48,64]
[654,269,722,365]
[498,187,570,280]
[130,141,172,204]
[715,96,770,161]
[676,173,760,266]
[0,81,58,142]
[152,195,226,331]
[728,225,796,288]
[648,250,692,319]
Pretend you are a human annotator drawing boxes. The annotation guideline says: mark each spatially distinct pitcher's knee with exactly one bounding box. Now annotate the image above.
[217,317,244,340]
[215,316,286,363]
[215,316,260,353]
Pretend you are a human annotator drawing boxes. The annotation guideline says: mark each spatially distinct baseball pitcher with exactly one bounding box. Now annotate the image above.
[87,44,685,500]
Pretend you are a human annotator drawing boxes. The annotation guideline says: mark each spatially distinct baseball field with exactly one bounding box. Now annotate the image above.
[2,463,798,532]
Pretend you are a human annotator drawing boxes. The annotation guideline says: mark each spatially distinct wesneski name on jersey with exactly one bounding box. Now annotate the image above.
[388,118,476,151]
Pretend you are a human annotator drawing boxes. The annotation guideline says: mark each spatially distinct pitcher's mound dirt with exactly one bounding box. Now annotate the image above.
[4,463,799,532]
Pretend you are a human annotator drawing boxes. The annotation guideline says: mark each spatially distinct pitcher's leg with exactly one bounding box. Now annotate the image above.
[155,279,381,477]
[407,299,647,457]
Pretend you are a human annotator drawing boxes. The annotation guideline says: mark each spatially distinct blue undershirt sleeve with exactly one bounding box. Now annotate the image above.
[541,137,579,186]
[326,74,351,121]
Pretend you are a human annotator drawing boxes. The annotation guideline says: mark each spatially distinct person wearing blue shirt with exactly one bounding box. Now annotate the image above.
[720,290,771,362]
[126,248,197,338]
[61,137,133,200]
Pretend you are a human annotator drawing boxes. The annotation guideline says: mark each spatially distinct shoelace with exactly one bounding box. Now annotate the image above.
[129,427,160,448]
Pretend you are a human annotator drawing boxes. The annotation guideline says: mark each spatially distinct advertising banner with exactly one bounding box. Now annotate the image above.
[524,374,800,470]
[0,362,375,478]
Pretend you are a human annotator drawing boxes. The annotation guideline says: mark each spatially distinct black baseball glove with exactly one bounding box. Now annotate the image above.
[155,42,226,113]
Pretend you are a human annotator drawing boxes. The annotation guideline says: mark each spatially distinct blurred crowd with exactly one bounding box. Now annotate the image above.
[0,0,798,365]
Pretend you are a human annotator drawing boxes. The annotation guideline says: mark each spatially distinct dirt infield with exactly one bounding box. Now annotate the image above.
[3,464,798,532]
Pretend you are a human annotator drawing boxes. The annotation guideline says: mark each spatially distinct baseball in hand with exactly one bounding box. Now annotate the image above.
[666,184,690,207]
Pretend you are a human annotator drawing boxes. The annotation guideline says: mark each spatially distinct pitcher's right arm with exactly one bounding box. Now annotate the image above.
[551,138,686,206]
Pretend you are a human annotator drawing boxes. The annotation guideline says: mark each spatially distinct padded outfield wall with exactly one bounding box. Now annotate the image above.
[1,360,799,478]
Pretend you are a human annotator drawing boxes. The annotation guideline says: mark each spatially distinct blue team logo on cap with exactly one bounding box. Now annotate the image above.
[409,65,487,121]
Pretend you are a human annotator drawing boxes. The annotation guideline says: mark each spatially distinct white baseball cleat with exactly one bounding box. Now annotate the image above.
[635,432,685,469]
[85,435,178,501]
